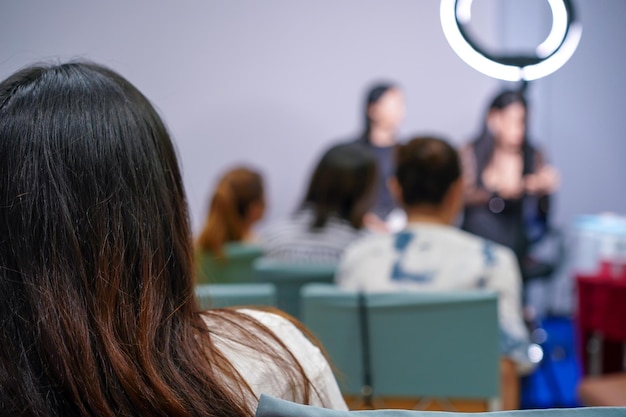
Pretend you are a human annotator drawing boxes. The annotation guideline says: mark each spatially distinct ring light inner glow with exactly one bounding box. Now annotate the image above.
[536,0,568,58]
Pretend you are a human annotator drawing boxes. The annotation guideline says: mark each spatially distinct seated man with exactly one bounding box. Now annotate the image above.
[336,136,534,410]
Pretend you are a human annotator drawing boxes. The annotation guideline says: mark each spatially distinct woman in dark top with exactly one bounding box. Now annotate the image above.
[461,89,559,278]
[354,82,406,230]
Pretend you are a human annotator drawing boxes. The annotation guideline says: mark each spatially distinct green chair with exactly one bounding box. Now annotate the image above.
[301,283,500,410]
[195,283,276,310]
[252,258,335,319]
[195,243,264,284]
[255,394,626,417]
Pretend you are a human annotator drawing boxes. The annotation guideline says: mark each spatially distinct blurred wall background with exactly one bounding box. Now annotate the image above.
[0,0,624,236]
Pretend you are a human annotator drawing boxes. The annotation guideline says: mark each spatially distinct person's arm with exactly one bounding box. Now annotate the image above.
[484,244,534,374]
[462,144,530,209]
[460,144,494,207]
[524,150,559,196]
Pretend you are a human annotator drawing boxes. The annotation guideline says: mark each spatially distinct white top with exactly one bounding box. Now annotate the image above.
[336,222,532,370]
[204,309,348,411]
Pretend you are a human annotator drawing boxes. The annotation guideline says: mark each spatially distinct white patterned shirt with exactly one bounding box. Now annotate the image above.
[336,222,532,370]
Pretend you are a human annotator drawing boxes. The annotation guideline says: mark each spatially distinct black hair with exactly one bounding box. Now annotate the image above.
[362,82,397,140]
[395,136,461,206]
[301,142,377,229]
[0,61,315,417]
[473,89,535,175]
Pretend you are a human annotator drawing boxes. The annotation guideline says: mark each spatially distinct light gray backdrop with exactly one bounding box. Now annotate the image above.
[1,0,624,239]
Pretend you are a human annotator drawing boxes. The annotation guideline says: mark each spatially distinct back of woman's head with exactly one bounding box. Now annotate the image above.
[197,166,264,255]
[0,62,254,417]
[302,143,377,229]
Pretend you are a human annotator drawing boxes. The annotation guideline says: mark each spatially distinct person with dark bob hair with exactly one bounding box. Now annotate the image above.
[460,89,559,279]
[0,61,347,416]
[337,136,533,410]
[260,142,377,264]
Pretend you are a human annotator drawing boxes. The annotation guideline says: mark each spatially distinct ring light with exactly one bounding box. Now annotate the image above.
[440,0,582,81]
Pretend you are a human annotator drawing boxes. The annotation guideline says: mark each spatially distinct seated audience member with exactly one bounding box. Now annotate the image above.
[260,142,376,264]
[336,136,533,410]
[197,166,265,257]
[0,61,347,416]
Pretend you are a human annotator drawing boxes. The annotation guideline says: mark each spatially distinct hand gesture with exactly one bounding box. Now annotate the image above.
[525,165,559,195]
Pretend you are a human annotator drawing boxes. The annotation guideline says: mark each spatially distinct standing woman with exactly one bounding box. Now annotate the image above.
[461,89,559,277]
[354,83,406,231]
[0,62,347,416]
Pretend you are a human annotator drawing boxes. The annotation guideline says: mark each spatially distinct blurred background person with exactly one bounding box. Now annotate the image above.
[337,136,533,410]
[197,166,266,257]
[0,61,347,416]
[349,82,407,232]
[195,166,266,283]
[260,142,376,264]
[460,89,559,282]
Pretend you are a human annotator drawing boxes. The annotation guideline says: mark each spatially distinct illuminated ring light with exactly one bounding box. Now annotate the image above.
[440,0,582,81]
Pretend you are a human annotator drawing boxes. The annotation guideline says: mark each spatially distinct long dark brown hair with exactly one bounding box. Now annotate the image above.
[0,62,313,417]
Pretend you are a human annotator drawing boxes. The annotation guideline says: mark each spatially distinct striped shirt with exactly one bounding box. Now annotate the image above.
[260,210,369,264]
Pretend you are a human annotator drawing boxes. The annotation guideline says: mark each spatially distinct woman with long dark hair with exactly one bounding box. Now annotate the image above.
[461,89,559,278]
[260,142,377,264]
[0,61,347,416]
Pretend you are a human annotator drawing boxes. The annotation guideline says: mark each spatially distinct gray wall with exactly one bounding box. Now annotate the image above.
[0,1,624,237]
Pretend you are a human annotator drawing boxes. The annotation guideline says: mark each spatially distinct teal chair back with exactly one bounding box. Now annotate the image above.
[195,283,276,310]
[195,243,264,284]
[301,284,499,404]
[252,258,335,319]
[256,394,626,417]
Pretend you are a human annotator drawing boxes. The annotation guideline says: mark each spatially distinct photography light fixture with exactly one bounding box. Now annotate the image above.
[440,0,582,81]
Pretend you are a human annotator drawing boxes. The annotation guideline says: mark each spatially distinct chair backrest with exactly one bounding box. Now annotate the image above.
[252,258,335,319]
[255,394,626,417]
[195,283,276,309]
[301,284,499,401]
[195,243,264,284]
